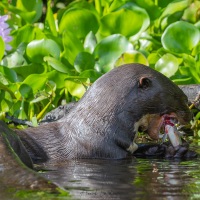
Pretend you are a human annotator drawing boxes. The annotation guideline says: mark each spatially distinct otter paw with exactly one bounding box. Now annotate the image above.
[133,144,165,157]
[164,144,197,159]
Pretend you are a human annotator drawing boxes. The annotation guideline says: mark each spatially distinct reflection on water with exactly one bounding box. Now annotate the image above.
[1,145,200,199]
[41,146,200,200]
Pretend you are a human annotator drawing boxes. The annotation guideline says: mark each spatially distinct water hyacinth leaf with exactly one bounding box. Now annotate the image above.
[84,31,97,53]
[62,31,84,65]
[74,52,95,73]
[0,37,5,61]
[47,70,68,89]
[23,74,48,94]
[100,3,150,37]
[80,70,102,83]
[157,0,189,29]
[26,39,61,63]
[161,21,200,54]
[183,54,200,83]
[45,0,57,36]
[148,53,160,67]
[44,56,71,74]
[182,1,200,23]
[13,63,45,80]
[11,25,39,48]
[0,65,18,83]
[59,9,99,39]
[94,34,133,73]
[0,82,16,99]
[65,78,87,99]
[19,84,33,98]
[17,0,43,23]
[155,53,179,77]
[1,51,27,68]
[115,50,148,67]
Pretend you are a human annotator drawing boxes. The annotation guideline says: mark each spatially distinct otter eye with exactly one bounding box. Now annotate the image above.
[138,77,152,89]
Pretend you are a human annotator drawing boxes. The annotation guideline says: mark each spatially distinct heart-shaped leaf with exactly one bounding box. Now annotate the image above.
[59,8,99,39]
[100,3,150,37]
[26,39,61,63]
[161,21,200,54]
[94,34,133,73]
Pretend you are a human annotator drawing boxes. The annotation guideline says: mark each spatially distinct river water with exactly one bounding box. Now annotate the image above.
[1,144,200,200]
[39,143,200,200]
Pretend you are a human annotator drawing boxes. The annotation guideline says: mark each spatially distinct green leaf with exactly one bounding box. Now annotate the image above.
[62,31,84,65]
[59,8,99,39]
[0,82,16,99]
[94,34,133,73]
[157,0,189,29]
[23,74,48,94]
[13,63,45,80]
[1,51,27,68]
[100,3,150,37]
[65,77,87,99]
[115,50,148,67]
[84,31,97,53]
[0,65,18,83]
[79,70,102,83]
[183,54,200,83]
[47,70,68,89]
[155,53,179,77]
[19,84,33,98]
[17,0,43,23]
[11,25,45,48]
[44,56,71,74]
[161,21,200,54]
[0,37,5,61]
[45,0,57,36]
[74,52,95,73]
[26,39,61,63]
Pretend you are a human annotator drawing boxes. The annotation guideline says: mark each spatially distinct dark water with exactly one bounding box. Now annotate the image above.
[1,145,200,200]
[39,144,200,200]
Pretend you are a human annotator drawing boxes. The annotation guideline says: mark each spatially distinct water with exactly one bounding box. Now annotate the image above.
[39,145,200,200]
[1,145,200,200]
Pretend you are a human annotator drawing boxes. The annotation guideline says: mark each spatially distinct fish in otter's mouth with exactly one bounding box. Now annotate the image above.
[127,113,190,153]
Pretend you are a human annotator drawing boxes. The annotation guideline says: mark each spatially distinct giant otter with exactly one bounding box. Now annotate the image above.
[1,63,193,166]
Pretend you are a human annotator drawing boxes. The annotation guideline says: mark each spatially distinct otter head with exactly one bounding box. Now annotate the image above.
[75,63,191,157]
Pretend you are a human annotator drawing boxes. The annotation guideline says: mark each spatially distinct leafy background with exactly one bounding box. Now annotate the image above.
[0,0,200,128]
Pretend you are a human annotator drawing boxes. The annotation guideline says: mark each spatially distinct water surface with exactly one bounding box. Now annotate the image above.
[40,145,200,200]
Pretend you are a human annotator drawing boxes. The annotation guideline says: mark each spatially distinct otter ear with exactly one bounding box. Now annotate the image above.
[138,77,152,89]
